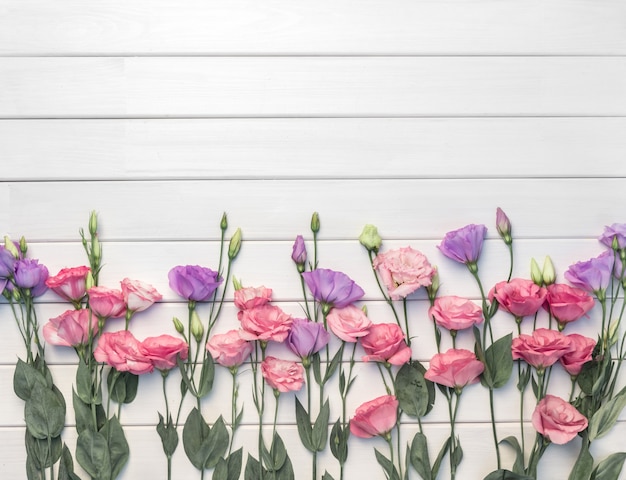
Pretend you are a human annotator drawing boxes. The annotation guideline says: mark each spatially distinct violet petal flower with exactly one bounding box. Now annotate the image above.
[302,268,364,310]
[437,224,487,265]
[291,235,307,266]
[287,318,330,359]
[168,265,223,302]
[14,258,49,297]
[564,251,614,294]
[0,246,16,278]
[599,223,626,250]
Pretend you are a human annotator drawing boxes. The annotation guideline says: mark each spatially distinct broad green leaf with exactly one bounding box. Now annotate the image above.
[204,416,229,468]
[409,432,432,480]
[156,413,179,457]
[481,334,513,389]
[108,371,139,404]
[500,436,525,475]
[263,432,287,471]
[26,454,43,480]
[483,470,534,480]
[375,449,401,480]
[76,430,111,480]
[329,419,349,464]
[25,430,62,469]
[25,383,65,439]
[226,448,243,480]
[591,452,626,480]
[589,385,626,441]
[295,398,314,451]
[213,457,228,480]
[451,441,463,468]
[568,438,593,480]
[76,361,94,404]
[312,400,330,451]
[432,437,451,480]
[244,454,267,480]
[182,407,211,470]
[13,359,47,401]
[395,361,435,418]
[57,444,82,480]
[322,472,336,480]
[101,415,130,479]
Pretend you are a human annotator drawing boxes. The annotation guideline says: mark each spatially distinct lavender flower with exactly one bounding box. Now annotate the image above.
[291,235,307,271]
[564,251,614,294]
[0,246,16,279]
[302,268,364,311]
[287,318,330,360]
[13,258,49,297]
[438,224,487,266]
[599,223,626,250]
[168,265,222,302]
[495,208,512,245]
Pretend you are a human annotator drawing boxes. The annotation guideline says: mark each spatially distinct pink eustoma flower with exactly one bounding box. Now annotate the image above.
[424,349,484,389]
[511,328,573,370]
[559,334,596,376]
[361,323,412,365]
[94,330,153,375]
[43,309,98,347]
[429,295,483,331]
[350,395,398,439]
[373,247,434,300]
[532,395,588,444]
[238,305,293,343]
[490,278,547,319]
[261,356,304,393]
[46,266,90,304]
[234,285,273,311]
[88,286,126,319]
[326,305,372,342]
[545,283,595,326]
[207,330,254,368]
[121,278,162,313]
[141,335,189,371]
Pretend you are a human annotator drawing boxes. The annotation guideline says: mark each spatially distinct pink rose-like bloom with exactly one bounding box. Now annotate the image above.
[287,318,330,359]
[238,305,293,343]
[326,305,372,342]
[532,394,588,445]
[350,395,399,439]
[207,329,254,368]
[489,278,547,318]
[373,247,434,300]
[141,335,189,371]
[545,283,595,325]
[301,268,365,309]
[88,286,126,319]
[94,330,153,375]
[429,295,483,331]
[437,224,487,265]
[121,278,162,313]
[424,349,484,389]
[559,334,596,376]
[234,286,273,311]
[45,266,91,303]
[361,323,412,365]
[511,328,573,370]
[261,356,304,393]
[43,309,98,347]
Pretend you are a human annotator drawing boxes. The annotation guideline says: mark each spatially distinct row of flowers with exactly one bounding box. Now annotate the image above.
[2,211,626,480]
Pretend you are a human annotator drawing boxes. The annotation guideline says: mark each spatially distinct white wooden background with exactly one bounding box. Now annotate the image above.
[1,1,626,478]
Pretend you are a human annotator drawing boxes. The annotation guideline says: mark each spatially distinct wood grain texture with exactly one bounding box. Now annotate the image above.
[1,0,625,55]
[1,57,626,117]
[3,118,626,180]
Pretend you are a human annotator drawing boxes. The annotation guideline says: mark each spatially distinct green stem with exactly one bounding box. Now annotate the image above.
[489,387,501,469]
[368,251,402,328]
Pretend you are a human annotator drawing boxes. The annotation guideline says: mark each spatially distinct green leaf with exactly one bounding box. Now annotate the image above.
[204,416,229,468]
[197,355,215,398]
[481,334,513,389]
[323,347,343,385]
[329,419,349,464]
[589,385,626,441]
[108,371,139,404]
[312,400,330,451]
[275,454,295,480]
[13,358,48,401]
[183,407,211,470]
[591,452,626,480]
[432,437,451,480]
[322,472,336,480]
[76,361,94,404]
[451,440,463,468]
[375,449,401,480]
[500,436,525,475]
[295,398,314,451]
[395,361,435,418]
[213,457,228,480]
[312,353,322,385]
[225,448,243,480]
[569,437,593,480]
[483,470,534,480]
[76,430,111,480]
[57,444,82,480]
[25,383,65,439]
[244,454,267,480]
[178,356,197,397]
[156,413,179,457]
[26,454,43,480]
[263,432,288,471]
[409,432,431,480]
[25,430,62,469]
[101,415,130,479]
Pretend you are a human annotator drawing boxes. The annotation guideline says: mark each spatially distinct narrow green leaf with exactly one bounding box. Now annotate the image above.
[591,452,626,480]
[375,449,401,480]
[100,415,130,479]
[568,438,593,480]
[57,444,81,480]
[432,437,451,480]
[409,432,432,480]
[76,361,93,404]
[589,385,626,441]
[177,356,197,397]
[197,355,215,398]
[295,398,314,451]
[451,441,463,468]
[226,448,243,480]
[323,348,343,384]
[204,416,229,468]
[13,358,47,401]
[322,472,336,480]
[25,383,65,439]
[312,400,330,451]
[312,353,322,385]
[76,430,111,480]
[500,436,525,475]
[483,469,534,479]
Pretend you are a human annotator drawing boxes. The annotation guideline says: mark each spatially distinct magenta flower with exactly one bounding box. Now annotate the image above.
[168,265,222,302]
[437,224,487,265]
[302,268,364,311]
[564,251,614,294]
[599,223,626,250]
[291,235,307,268]
[287,318,330,359]
[14,258,49,297]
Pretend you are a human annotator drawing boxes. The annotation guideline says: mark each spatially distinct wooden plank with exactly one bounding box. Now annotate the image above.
[3,179,626,241]
[3,118,626,179]
[1,57,625,117]
[1,0,625,55]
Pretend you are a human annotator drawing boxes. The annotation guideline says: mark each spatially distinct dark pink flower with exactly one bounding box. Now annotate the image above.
[350,395,399,438]
[88,286,126,319]
[511,328,573,370]
[141,335,189,371]
[489,278,547,318]
[545,283,595,326]
[94,331,153,375]
[559,334,595,376]
[43,309,98,347]
[46,266,90,303]
[361,323,412,365]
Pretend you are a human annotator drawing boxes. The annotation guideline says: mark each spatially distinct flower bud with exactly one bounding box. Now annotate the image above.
[220,212,228,231]
[228,228,242,259]
[310,212,320,234]
[92,236,101,263]
[4,236,19,259]
[291,235,307,271]
[19,236,28,256]
[542,256,556,286]
[359,224,382,253]
[172,317,185,334]
[426,266,440,301]
[495,207,512,245]
[606,319,620,347]
[530,258,543,286]
[89,211,98,236]
[12,288,21,301]
[232,276,243,291]
[85,271,95,290]
[361,304,368,316]
[190,310,204,342]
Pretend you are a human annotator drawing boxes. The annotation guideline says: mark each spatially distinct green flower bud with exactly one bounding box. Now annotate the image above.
[232,276,243,291]
[542,256,556,286]
[358,224,382,253]
[4,236,19,259]
[220,212,228,231]
[89,211,98,236]
[310,212,320,234]
[228,228,242,259]
[12,288,21,301]
[172,317,185,335]
[190,310,204,343]
[530,258,543,286]
[92,236,101,263]
[85,271,95,291]
[426,266,440,301]
[19,236,27,256]
[361,304,368,316]
[606,320,620,348]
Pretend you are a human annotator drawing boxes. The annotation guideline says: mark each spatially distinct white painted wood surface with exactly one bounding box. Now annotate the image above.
[1,0,626,478]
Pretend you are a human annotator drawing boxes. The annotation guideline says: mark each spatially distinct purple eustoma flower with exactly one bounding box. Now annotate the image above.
[287,318,330,360]
[564,251,614,294]
[437,224,487,265]
[0,246,16,279]
[291,235,307,268]
[599,223,626,250]
[302,268,365,311]
[168,265,223,302]
[13,258,49,297]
